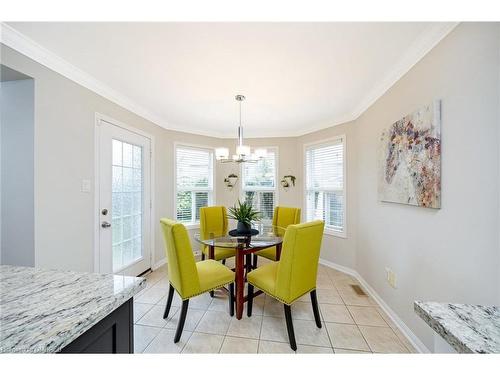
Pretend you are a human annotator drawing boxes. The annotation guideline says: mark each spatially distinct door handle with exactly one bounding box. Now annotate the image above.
[101,221,112,228]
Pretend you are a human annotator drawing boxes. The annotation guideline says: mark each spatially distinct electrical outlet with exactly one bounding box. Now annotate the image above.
[390,271,397,289]
[385,267,397,289]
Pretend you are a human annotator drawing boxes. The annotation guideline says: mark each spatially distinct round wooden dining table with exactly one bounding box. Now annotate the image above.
[194,224,284,319]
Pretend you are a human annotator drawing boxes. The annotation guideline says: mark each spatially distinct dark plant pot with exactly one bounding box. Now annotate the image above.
[237,221,251,234]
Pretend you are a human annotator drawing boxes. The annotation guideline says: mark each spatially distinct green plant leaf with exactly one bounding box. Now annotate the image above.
[227,199,262,225]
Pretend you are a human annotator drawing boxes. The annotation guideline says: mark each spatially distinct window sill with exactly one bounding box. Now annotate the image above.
[324,229,347,239]
[183,223,200,230]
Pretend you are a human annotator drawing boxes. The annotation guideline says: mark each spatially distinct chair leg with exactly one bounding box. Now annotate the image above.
[310,290,322,328]
[201,253,205,261]
[210,290,214,297]
[252,254,258,269]
[163,284,175,319]
[247,283,254,317]
[229,283,235,316]
[284,304,297,351]
[174,299,189,343]
[222,259,226,265]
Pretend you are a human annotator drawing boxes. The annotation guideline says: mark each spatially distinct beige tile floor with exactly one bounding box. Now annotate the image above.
[133,258,417,354]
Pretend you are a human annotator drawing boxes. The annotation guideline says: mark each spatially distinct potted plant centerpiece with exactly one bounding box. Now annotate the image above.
[228,200,262,235]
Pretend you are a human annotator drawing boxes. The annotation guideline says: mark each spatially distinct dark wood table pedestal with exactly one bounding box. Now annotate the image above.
[209,242,282,319]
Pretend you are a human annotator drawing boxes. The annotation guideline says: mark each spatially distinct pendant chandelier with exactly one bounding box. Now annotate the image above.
[215,95,267,163]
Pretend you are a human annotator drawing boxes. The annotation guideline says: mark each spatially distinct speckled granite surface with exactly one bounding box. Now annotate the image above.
[0,265,145,353]
[415,301,500,353]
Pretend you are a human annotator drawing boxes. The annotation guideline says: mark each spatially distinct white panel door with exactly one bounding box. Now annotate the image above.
[98,119,152,276]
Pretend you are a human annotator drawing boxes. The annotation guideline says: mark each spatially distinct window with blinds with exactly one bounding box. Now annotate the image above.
[175,145,214,224]
[242,149,276,221]
[305,137,345,235]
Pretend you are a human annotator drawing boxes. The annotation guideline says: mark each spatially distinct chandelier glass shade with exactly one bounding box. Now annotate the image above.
[215,95,267,163]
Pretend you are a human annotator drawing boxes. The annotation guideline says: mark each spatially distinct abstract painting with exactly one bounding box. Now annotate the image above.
[378,100,441,208]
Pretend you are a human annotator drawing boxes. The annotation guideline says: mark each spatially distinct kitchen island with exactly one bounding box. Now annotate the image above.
[0,265,145,353]
[415,301,500,353]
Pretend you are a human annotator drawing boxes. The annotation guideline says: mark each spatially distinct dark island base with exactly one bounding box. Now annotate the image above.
[60,298,134,353]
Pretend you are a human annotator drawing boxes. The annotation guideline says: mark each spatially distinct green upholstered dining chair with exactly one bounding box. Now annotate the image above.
[199,206,235,264]
[252,206,301,268]
[246,220,325,351]
[160,218,235,343]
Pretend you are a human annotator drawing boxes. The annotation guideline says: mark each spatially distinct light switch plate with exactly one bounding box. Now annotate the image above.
[81,179,91,193]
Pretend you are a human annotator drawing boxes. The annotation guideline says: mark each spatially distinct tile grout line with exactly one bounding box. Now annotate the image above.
[136,265,410,354]
[341,294,373,352]
[132,290,167,354]
[326,271,374,353]
[375,308,413,352]
[325,272,356,353]
[333,274,410,353]
[317,299,336,352]
[257,295,267,353]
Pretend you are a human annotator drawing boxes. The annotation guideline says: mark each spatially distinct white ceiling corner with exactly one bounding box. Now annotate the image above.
[349,22,458,120]
[0,22,186,135]
[1,22,458,138]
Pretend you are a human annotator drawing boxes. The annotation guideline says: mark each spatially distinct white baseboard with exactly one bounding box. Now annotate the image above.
[319,258,430,353]
[152,257,167,270]
[151,254,429,352]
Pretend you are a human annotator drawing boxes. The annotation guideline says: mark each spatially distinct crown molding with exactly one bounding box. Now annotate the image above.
[349,22,459,121]
[1,22,458,139]
[288,22,460,138]
[0,22,224,138]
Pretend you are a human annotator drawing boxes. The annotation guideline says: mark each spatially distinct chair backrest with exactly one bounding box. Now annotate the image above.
[272,206,301,236]
[160,218,200,299]
[275,220,325,304]
[199,206,228,241]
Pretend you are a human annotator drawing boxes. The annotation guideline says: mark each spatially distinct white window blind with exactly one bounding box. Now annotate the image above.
[242,149,276,221]
[175,146,214,224]
[305,138,345,235]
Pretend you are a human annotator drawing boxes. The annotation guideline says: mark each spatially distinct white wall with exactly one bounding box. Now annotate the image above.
[2,23,499,352]
[0,78,35,266]
[0,45,305,271]
[353,23,500,350]
[0,45,225,271]
[276,22,500,351]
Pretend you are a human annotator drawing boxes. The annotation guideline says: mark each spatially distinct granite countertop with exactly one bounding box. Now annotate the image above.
[0,265,145,353]
[414,301,500,353]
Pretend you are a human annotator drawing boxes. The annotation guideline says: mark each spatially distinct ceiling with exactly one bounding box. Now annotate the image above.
[5,22,456,138]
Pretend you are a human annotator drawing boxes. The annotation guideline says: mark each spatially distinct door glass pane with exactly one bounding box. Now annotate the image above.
[112,139,143,272]
[122,143,133,167]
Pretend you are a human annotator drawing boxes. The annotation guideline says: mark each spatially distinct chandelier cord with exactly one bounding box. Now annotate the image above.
[215,94,266,163]
[238,96,243,147]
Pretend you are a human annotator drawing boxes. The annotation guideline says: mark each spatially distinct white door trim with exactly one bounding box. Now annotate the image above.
[94,113,156,274]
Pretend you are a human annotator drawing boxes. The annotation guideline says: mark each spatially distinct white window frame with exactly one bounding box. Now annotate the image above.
[303,135,347,238]
[240,146,279,222]
[174,142,216,228]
